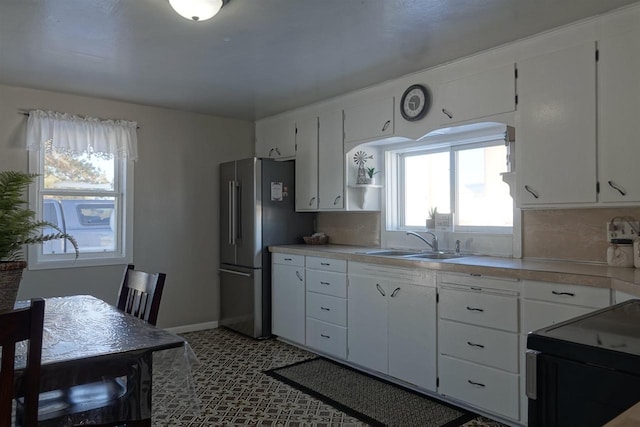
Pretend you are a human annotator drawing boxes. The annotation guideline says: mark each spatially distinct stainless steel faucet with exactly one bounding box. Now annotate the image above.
[406,231,438,252]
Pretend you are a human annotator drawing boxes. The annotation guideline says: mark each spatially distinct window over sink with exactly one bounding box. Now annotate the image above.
[386,122,513,233]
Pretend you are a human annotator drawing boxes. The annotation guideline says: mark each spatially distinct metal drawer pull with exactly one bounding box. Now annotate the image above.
[218,268,251,277]
[295,271,303,281]
[470,273,481,277]
[468,380,486,388]
[442,108,453,119]
[467,341,485,349]
[608,181,626,196]
[320,262,331,266]
[524,185,539,199]
[320,307,330,311]
[552,291,575,297]
[284,257,292,261]
[333,195,342,205]
[466,306,484,312]
[321,334,330,339]
[376,284,386,297]
[382,120,391,132]
[320,281,330,285]
[470,287,482,291]
[390,287,401,298]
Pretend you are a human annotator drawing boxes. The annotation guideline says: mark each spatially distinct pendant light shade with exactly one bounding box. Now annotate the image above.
[169,0,224,21]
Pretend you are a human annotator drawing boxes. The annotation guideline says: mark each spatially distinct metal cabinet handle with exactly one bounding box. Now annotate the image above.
[320,262,331,266]
[295,271,303,281]
[268,148,275,157]
[524,185,539,199]
[321,334,330,339]
[381,120,391,132]
[470,287,482,291]
[442,108,453,119]
[466,306,484,312]
[333,195,342,205]
[376,283,386,297]
[470,273,481,277]
[309,196,316,206]
[320,281,330,286]
[275,147,281,156]
[390,287,401,298]
[467,341,485,349]
[608,181,627,196]
[320,307,330,311]
[284,257,292,261]
[468,380,486,388]
[552,291,575,297]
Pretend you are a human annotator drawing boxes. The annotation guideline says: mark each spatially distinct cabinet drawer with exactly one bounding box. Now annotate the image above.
[439,272,519,294]
[439,355,519,420]
[522,280,610,308]
[272,253,305,267]
[306,256,347,273]
[306,270,347,298]
[439,320,518,373]
[306,292,347,326]
[521,299,599,334]
[306,318,347,359]
[439,287,518,332]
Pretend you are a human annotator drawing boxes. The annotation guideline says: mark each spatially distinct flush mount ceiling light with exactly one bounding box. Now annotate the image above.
[169,0,226,22]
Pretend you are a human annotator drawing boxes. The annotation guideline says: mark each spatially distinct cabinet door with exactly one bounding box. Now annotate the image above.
[295,117,318,211]
[272,263,305,344]
[343,98,394,143]
[318,110,344,210]
[439,64,516,125]
[388,283,437,391]
[517,43,597,206]
[347,275,388,373]
[599,30,640,203]
[255,118,296,159]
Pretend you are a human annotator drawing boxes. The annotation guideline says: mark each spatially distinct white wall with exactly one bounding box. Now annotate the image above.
[0,84,255,328]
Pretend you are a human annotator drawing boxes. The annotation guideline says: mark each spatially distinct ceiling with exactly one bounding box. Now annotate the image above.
[1,0,638,121]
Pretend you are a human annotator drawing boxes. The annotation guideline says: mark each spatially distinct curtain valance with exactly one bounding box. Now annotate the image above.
[26,110,138,161]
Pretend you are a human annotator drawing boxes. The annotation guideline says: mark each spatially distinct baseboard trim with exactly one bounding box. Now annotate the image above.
[165,321,219,334]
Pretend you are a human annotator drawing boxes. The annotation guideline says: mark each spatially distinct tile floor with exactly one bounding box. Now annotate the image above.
[153,328,507,426]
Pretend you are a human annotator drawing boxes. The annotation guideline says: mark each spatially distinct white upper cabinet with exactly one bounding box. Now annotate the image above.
[295,117,319,211]
[343,97,394,144]
[438,64,516,126]
[517,42,597,206]
[598,29,640,203]
[318,110,344,210]
[256,118,296,159]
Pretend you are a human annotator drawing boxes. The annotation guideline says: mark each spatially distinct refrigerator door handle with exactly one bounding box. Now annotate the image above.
[228,180,235,245]
[525,349,540,400]
[235,181,242,241]
[218,268,252,278]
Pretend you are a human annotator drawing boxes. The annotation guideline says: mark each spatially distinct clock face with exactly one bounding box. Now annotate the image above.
[400,84,430,121]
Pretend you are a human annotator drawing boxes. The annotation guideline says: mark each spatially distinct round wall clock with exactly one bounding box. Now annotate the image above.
[400,84,430,121]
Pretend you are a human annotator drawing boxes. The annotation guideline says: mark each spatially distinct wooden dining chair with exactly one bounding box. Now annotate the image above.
[117,264,166,326]
[0,298,45,427]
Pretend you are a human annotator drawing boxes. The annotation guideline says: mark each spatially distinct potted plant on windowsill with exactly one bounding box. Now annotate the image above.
[426,206,438,229]
[365,167,381,185]
[0,171,78,311]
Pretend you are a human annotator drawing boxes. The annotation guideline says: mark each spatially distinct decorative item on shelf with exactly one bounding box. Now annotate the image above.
[366,167,381,185]
[0,171,79,311]
[426,207,437,229]
[303,232,329,245]
[353,150,373,185]
[607,239,634,267]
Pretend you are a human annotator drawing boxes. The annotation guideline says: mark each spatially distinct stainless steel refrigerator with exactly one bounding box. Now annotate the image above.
[219,158,315,339]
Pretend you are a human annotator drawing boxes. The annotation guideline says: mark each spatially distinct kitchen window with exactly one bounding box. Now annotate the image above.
[26,110,136,269]
[387,123,513,232]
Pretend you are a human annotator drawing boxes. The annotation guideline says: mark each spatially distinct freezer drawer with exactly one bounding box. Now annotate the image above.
[219,265,266,338]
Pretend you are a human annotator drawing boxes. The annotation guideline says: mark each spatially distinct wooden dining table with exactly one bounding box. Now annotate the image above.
[13,295,188,426]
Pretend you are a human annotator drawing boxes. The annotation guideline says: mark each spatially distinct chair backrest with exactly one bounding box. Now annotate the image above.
[0,298,45,427]
[117,264,166,326]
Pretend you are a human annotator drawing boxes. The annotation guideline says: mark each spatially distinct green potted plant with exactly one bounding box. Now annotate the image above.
[366,167,381,184]
[426,206,438,229]
[0,171,78,311]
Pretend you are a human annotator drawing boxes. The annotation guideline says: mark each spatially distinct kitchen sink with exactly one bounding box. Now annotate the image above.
[407,252,466,260]
[363,249,422,257]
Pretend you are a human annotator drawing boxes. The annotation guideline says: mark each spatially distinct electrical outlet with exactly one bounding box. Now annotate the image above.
[607,221,640,241]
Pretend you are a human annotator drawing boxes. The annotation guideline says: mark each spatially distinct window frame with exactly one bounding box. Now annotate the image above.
[28,148,134,270]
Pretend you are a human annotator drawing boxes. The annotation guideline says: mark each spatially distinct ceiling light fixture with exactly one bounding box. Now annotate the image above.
[169,0,226,22]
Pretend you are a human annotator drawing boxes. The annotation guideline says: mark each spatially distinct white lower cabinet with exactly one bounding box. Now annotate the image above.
[437,272,520,422]
[272,254,306,344]
[348,262,437,391]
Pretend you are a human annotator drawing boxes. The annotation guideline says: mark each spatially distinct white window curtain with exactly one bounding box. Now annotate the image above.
[26,109,138,161]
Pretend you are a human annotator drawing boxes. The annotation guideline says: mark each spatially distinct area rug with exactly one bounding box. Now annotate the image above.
[264,357,477,427]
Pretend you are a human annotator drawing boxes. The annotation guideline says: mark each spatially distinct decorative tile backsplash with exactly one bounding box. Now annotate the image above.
[316,212,380,247]
[522,208,640,263]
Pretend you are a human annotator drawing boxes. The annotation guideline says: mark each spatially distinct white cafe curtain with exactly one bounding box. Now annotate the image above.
[26,109,138,161]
